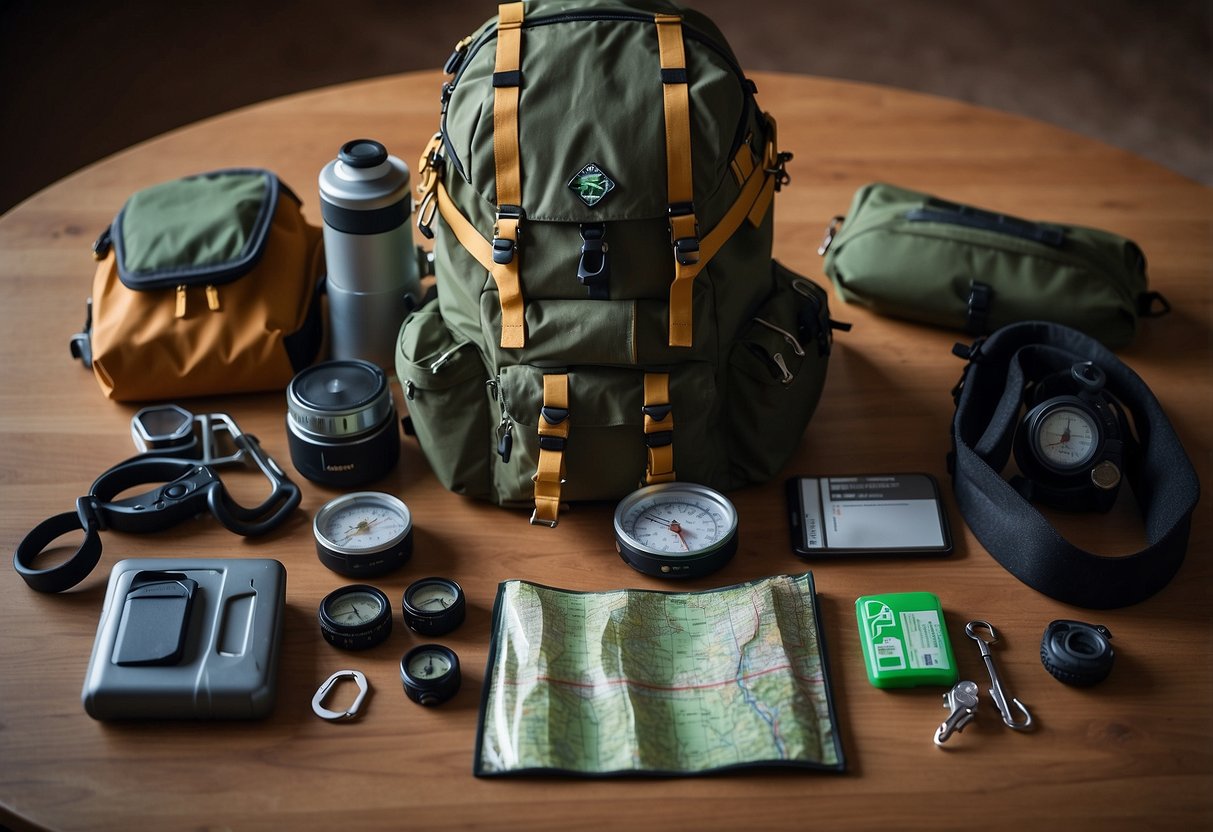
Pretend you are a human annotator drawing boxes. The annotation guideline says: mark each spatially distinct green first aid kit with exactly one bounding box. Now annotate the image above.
[855,591,958,688]
[398,1,844,526]
[819,182,1169,349]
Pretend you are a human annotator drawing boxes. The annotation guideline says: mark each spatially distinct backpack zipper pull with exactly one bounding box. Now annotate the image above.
[489,377,514,463]
[206,285,220,311]
[175,285,187,318]
[496,418,513,463]
[92,227,113,261]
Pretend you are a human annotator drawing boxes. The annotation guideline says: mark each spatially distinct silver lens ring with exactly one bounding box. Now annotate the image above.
[287,359,393,440]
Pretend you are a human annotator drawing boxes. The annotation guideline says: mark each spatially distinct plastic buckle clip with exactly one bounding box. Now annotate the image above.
[668,202,700,266]
[492,205,523,265]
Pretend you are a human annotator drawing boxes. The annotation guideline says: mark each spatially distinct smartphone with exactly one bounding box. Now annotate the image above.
[786,473,952,558]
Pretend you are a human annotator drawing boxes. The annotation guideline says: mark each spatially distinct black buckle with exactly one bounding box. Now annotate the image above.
[492,206,524,265]
[673,237,700,266]
[645,431,673,448]
[492,237,515,265]
[642,404,672,423]
[538,435,566,452]
[540,405,569,426]
[577,223,610,298]
[668,202,700,266]
[949,336,986,402]
[966,280,993,335]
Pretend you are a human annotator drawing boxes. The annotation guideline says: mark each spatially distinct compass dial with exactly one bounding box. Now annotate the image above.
[614,483,739,578]
[318,584,393,650]
[400,644,462,706]
[326,589,386,626]
[1032,405,1099,471]
[314,492,413,577]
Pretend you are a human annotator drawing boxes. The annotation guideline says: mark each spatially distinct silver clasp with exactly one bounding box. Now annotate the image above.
[312,670,370,721]
[965,621,1033,731]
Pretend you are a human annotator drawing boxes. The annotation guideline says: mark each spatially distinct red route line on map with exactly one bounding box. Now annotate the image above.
[503,662,825,693]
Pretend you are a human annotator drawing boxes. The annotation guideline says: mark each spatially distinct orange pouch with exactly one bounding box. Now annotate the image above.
[71,168,325,401]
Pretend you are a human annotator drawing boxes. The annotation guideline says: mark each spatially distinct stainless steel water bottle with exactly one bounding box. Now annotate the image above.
[318,139,420,370]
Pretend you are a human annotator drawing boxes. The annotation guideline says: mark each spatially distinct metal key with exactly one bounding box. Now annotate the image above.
[934,680,980,746]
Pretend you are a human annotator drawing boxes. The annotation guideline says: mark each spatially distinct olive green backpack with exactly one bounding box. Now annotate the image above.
[397,0,843,525]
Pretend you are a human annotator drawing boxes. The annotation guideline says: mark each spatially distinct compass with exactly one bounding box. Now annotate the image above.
[1026,403,1101,473]
[318,584,393,650]
[401,577,466,636]
[399,644,461,706]
[1013,361,1124,512]
[613,482,739,578]
[314,491,413,577]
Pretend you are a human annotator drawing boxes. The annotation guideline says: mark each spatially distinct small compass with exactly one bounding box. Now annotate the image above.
[399,644,461,706]
[313,491,413,577]
[318,584,393,650]
[401,577,466,636]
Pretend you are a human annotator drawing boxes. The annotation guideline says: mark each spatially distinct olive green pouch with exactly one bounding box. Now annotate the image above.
[819,182,1169,349]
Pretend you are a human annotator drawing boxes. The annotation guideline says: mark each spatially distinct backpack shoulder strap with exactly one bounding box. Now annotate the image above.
[490,1,527,348]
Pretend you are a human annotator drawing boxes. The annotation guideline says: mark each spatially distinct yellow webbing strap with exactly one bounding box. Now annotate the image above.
[531,373,570,527]
[490,1,526,349]
[666,144,775,345]
[655,14,700,348]
[435,182,526,348]
[643,372,676,484]
[494,2,524,210]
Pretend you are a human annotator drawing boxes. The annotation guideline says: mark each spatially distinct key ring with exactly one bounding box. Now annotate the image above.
[13,408,300,593]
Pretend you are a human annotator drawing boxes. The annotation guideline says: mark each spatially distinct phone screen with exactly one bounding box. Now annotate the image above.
[786,474,952,558]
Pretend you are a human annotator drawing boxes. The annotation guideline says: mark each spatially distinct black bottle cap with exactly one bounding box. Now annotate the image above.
[338,139,388,169]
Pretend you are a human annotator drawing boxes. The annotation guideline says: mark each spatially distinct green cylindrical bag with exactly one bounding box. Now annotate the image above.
[819,182,1169,349]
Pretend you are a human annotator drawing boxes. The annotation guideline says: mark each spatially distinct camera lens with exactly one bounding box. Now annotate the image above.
[286,359,400,487]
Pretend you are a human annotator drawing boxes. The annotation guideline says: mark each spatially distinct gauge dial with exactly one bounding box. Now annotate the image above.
[327,588,385,626]
[314,491,413,577]
[318,584,393,650]
[400,644,461,706]
[407,648,453,680]
[614,482,739,578]
[1032,405,1099,471]
[402,577,466,636]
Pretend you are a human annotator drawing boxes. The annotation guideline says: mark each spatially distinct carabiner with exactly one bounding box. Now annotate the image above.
[312,670,370,722]
[965,621,1034,731]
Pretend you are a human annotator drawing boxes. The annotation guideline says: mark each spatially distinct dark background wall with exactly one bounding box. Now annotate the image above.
[1,0,1210,214]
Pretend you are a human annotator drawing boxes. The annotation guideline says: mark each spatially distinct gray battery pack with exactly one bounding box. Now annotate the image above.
[82,557,286,720]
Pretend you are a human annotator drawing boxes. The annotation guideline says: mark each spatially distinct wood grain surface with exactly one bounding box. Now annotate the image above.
[0,70,1210,831]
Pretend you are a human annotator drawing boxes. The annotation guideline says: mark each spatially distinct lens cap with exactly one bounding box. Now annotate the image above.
[293,360,384,410]
[338,139,388,169]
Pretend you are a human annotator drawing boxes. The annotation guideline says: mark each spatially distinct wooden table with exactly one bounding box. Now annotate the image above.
[1,70,1209,831]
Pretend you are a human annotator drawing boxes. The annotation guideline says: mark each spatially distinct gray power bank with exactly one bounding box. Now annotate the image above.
[82,557,286,720]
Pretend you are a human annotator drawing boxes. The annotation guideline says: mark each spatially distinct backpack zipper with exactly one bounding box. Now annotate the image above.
[175,284,222,318]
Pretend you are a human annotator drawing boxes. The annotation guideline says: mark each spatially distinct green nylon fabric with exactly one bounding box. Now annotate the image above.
[119,172,270,279]
[822,182,1150,349]
[445,2,744,222]
[398,0,836,508]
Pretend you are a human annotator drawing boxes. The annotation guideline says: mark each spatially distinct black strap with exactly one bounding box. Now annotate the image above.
[13,507,103,593]
[950,321,1200,608]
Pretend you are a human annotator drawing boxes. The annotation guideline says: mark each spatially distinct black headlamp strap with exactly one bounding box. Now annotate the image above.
[951,321,1199,609]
